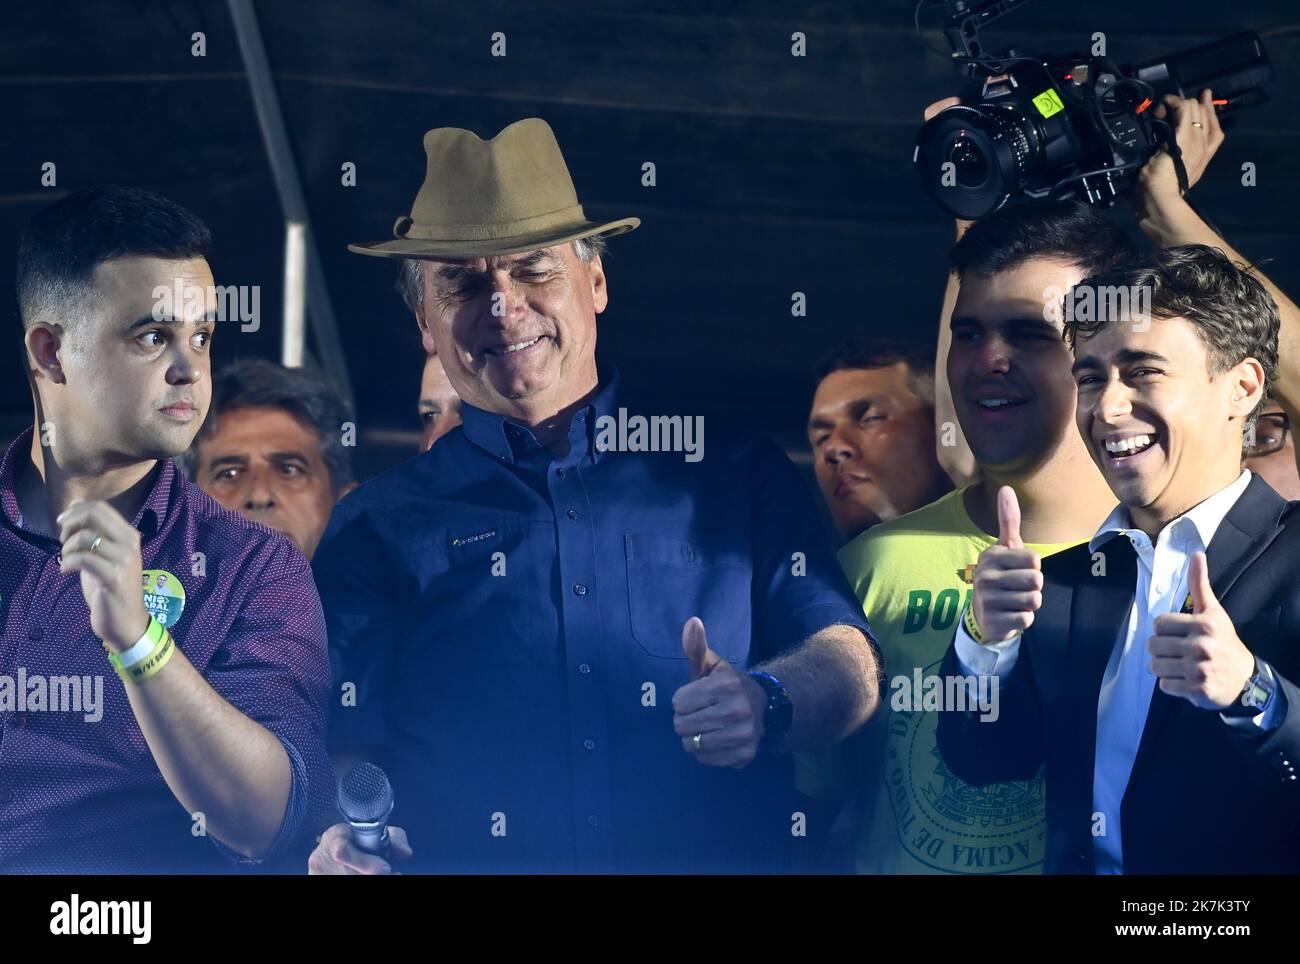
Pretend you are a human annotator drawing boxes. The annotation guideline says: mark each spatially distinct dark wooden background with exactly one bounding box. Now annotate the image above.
[3,0,1298,479]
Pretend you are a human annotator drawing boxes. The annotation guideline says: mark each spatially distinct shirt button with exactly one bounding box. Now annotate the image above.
[14,714,26,729]
[566,509,579,520]
[556,468,568,478]
[0,785,13,804]
[578,663,591,675]
[28,627,42,641]
[586,814,599,828]
[583,739,595,751]
[572,583,588,596]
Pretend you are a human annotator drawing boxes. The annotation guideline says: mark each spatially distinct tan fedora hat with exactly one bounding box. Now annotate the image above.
[348,118,639,260]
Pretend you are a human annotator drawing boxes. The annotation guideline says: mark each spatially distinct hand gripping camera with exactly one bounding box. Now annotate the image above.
[914,0,1273,218]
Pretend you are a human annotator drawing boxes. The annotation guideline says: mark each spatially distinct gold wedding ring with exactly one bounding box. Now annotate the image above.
[1192,121,1204,128]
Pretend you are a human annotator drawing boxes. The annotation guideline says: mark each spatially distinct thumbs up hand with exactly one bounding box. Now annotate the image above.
[1148,551,1256,710]
[971,486,1044,643]
[681,615,723,681]
[671,617,767,768]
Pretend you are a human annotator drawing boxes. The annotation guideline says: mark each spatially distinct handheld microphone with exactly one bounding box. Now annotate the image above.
[338,762,394,858]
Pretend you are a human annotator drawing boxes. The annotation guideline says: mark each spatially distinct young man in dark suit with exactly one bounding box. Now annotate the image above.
[938,243,1300,874]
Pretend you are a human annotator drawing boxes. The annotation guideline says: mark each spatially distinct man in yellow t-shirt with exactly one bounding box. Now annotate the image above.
[798,199,1145,873]
[822,487,1083,873]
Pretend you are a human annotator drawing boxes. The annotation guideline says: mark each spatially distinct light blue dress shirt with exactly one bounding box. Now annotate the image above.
[956,470,1286,873]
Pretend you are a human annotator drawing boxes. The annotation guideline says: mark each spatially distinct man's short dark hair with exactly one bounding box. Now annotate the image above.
[949,200,1136,282]
[813,337,937,409]
[179,358,355,496]
[1065,243,1280,445]
[16,187,212,333]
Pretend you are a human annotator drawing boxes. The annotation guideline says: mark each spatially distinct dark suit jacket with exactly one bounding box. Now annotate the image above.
[937,474,1300,874]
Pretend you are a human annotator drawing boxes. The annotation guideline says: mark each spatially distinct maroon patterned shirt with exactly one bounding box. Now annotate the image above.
[0,427,332,872]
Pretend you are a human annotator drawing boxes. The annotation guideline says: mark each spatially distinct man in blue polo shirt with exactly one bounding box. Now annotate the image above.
[308,118,881,874]
[2,187,332,872]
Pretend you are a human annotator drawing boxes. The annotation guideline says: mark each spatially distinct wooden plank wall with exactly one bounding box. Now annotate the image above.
[2,0,1297,476]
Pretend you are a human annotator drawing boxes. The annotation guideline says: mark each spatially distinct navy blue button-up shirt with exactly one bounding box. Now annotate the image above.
[315,371,872,872]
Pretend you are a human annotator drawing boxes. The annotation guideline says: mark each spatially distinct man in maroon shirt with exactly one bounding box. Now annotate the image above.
[1,187,332,872]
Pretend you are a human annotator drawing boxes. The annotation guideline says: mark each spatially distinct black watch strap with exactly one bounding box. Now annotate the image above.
[1222,656,1276,719]
[748,671,793,750]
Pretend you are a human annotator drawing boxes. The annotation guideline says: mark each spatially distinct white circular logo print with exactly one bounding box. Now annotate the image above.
[885,663,1045,874]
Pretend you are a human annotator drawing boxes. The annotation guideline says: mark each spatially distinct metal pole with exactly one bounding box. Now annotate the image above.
[227,0,353,404]
[281,221,306,367]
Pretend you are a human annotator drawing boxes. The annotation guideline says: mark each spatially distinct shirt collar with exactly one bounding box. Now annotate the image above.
[0,425,174,542]
[459,367,622,465]
[1088,469,1253,553]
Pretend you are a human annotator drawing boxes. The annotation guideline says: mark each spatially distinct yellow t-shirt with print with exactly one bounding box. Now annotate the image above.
[797,487,1085,875]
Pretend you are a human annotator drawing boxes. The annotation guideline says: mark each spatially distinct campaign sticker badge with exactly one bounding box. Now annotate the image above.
[141,569,186,627]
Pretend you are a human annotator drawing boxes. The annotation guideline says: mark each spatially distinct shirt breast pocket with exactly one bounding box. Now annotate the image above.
[623,534,752,663]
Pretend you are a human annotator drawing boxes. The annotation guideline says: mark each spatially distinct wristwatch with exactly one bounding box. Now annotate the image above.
[748,671,793,752]
[1221,655,1276,719]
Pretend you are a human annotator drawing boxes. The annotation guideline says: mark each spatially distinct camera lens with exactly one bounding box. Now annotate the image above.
[915,104,1042,218]
[949,135,989,187]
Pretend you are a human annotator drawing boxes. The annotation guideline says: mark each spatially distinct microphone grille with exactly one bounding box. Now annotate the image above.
[338,762,393,823]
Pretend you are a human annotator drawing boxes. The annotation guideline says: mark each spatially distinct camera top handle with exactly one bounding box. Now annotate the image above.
[940,0,1036,77]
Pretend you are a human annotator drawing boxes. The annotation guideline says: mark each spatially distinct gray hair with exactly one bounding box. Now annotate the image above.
[395,234,608,314]
[178,358,355,496]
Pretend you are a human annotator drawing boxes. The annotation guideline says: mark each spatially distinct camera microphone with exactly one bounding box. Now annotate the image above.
[1134,32,1272,110]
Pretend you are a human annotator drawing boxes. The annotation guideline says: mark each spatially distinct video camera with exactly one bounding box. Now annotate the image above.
[914,0,1273,218]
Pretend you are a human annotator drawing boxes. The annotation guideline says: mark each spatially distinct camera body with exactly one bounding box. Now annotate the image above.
[916,54,1158,219]
[913,1,1271,219]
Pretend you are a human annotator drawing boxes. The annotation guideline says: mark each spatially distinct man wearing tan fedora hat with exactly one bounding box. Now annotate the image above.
[309,118,881,874]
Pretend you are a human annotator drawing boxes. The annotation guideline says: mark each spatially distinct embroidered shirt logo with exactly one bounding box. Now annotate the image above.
[451,529,498,548]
